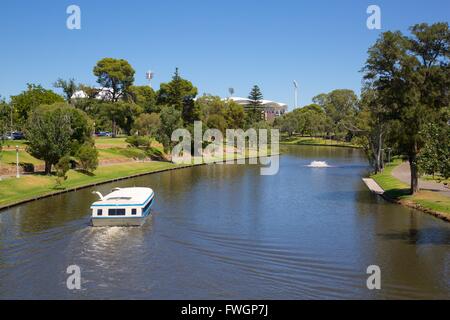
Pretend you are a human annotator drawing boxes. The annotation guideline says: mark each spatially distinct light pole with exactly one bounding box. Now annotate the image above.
[293,80,299,109]
[146,70,154,88]
[16,145,20,179]
[228,87,234,98]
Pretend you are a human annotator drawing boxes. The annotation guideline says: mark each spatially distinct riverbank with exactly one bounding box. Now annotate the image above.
[370,159,450,222]
[0,137,156,175]
[280,136,360,148]
[0,161,183,210]
[0,149,272,211]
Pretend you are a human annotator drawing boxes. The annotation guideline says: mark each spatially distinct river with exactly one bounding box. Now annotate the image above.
[0,145,449,299]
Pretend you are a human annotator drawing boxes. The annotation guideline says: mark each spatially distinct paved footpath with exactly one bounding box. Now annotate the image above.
[392,162,450,197]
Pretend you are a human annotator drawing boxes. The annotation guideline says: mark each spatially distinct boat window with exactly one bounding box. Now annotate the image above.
[97,209,103,216]
[107,197,132,201]
[132,209,137,215]
[108,208,126,216]
[142,198,153,214]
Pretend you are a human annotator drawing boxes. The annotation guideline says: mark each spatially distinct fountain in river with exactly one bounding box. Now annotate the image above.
[307,161,330,168]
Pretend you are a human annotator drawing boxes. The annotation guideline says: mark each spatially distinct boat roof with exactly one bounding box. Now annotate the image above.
[91,187,154,207]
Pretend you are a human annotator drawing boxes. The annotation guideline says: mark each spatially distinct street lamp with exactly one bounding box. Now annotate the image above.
[293,80,299,109]
[146,70,154,88]
[16,145,20,178]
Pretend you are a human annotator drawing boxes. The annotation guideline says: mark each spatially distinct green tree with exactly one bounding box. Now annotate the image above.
[312,89,359,140]
[292,104,329,136]
[206,114,227,133]
[93,58,135,102]
[133,113,161,137]
[156,105,183,153]
[418,123,450,179]
[77,143,99,173]
[353,88,391,173]
[26,103,92,174]
[0,98,10,136]
[11,84,64,123]
[99,102,142,136]
[54,78,78,104]
[128,85,157,113]
[364,23,450,194]
[247,85,264,124]
[196,95,227,131]
[224,100,246,129]
[275,113,298,137]
[157,68,199,123]
[55,156,71,189]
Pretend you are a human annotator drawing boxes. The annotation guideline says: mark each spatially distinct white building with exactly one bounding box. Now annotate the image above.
[225,97,288,122]
[71,87,117,101]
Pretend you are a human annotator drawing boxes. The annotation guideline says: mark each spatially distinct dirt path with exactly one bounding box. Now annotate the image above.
[392,162,450,197]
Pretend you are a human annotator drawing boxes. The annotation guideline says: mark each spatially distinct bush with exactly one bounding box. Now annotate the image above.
[21,163,35,173]
[125,135,152,148]
[55,156,71,188]
[120,148,147,160]
[77,143,99,173]
[145,146,165,161]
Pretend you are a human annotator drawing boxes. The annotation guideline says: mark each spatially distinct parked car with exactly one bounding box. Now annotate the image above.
[2,132,24,140]
[2,134,13,140]
[96,131,112,137]
[12,131,25,140]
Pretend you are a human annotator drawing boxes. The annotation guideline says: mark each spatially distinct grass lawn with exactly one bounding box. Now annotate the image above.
[0,161,180,207]
[1,140,28,150]
[94,137,129,149]
[370,159,410,198]
[0,150,44,166]
[0,136,273,209]
[281,136,360,148]
[98,147,148,161]
[371,159,450,216]
[422,175,450,185]
[1,136,160,167]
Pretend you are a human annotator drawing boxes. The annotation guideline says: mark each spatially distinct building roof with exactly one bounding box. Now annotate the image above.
[71,87,116,101]
[91,187,154,207]
[225,97,288,110]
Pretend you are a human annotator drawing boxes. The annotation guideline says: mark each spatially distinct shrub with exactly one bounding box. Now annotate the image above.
[125,135,151,148]
[77,143,99,173]
[55,156,71,188]
[145,146,165,161]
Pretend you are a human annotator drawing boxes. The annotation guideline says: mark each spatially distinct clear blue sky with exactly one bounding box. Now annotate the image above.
[0,0,449,109]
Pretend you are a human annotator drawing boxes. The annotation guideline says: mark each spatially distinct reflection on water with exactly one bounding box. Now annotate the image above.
[0,145,449,299]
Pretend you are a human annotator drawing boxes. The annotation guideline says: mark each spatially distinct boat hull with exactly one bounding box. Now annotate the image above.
[91,216,148,227]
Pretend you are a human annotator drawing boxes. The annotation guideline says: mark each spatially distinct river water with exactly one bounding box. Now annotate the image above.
[0,146,449,299]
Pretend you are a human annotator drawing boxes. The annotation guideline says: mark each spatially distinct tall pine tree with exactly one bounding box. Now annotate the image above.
[248,85,264,124]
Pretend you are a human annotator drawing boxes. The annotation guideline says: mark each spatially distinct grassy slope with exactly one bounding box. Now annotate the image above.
[371,159,450,216]
[0,137,147,166]
[0,136,177,207]
[0,136,267,208]
[1,150,43,166]
[281,136,360,148]
[0,161,180,207]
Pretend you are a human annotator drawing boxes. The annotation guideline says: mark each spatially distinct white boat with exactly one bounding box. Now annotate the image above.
[90,187,155,227]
